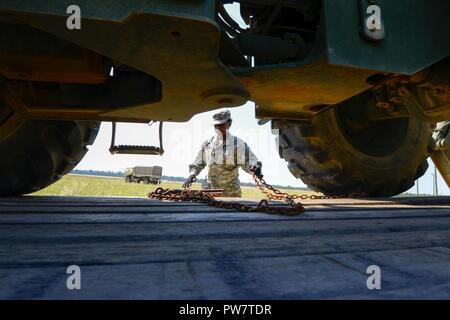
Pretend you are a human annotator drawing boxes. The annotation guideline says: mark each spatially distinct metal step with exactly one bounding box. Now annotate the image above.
[109,145,161,155]
[109,121,164,155]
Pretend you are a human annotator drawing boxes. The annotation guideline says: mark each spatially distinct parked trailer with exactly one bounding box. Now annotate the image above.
[124,166,162,185]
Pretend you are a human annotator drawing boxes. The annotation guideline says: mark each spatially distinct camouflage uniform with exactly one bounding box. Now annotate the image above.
[189,133,259,197]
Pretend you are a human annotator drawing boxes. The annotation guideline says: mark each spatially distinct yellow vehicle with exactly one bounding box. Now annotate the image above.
[0,0,449,196]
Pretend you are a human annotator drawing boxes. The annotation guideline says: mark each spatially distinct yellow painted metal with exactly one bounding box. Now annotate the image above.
[236,57,375,120]
[430,146,450,189]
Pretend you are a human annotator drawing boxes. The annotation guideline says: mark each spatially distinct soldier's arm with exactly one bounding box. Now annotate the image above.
[188,143,207,176]
[240,141,259,175]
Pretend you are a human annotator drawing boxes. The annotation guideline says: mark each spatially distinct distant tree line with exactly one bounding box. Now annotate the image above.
[396,192,431,197]
[72,169,124,177]
[71,169,310,191]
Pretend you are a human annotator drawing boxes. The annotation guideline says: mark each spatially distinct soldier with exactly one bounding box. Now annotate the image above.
[183,110,263,197]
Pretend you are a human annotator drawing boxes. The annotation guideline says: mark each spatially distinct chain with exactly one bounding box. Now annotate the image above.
[148,173,349,215]
[253,174,342,201]
[148,187,304,216]
[148,173,310,216]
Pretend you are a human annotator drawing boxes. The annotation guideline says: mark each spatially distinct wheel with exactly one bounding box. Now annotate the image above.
[143,177,150,185]
[272,102,431,197]
[0,85,100,196]
[125,175,131,183]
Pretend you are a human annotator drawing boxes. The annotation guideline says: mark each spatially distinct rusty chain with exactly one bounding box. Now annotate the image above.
[253,174,341,202]
[148,187,304,216]
[148,172,348,216]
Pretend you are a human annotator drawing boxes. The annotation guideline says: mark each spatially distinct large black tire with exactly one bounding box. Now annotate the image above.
[273,107,431,197]
[0,95,99,196]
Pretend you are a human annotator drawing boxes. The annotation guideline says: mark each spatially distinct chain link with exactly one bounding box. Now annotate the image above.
[253,175,343,201]
[148,173,345,216]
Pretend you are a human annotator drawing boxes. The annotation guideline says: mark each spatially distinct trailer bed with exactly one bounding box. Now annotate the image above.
[1,196,450,299]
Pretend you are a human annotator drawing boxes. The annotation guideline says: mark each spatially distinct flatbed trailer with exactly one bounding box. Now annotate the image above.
[1,196,450,299]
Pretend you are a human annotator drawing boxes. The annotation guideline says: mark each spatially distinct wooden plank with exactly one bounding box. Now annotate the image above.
[0,205,232,214]
[0,208,450,223]
[2,246,450,299]
[0,199,193,206]
[0,212,283,223]
[1,221,450,265]
[1,195,450,206]
[0,201,204,207]
[1,196,449,214]
[2,201,449,210]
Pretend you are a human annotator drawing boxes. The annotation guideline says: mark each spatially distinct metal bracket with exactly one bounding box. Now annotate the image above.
[430,121,450,189]
[399,86,450,122]
[109,122,164,156]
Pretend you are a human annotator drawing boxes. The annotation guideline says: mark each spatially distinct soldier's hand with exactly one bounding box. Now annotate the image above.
[433,121,450,142]
[250,162,263,179]
[182,174,196,189]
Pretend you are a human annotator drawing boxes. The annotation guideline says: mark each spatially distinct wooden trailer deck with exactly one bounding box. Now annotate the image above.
[1,196,450,299]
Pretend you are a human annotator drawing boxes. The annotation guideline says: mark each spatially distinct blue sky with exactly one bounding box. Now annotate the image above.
[76,3,448,195]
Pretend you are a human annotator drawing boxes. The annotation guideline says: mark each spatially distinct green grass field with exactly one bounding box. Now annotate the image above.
[32,174,319,199]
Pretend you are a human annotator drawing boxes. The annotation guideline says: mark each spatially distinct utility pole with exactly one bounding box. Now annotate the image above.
[434,165,439,196]
[431,173,435,196]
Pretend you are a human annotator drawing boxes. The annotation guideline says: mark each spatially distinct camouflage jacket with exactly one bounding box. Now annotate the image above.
[189,132,259,197]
